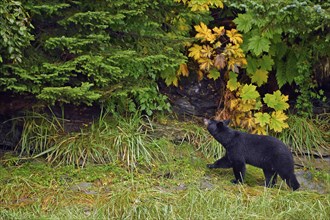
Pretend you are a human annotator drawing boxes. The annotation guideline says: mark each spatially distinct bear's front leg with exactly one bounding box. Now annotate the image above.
[232,161,246,184]
[207,155,232,169]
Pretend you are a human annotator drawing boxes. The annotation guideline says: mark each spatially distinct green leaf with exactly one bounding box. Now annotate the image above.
[248,36,271,56]
[234,13,253,33]
[263,90,289,111]
[259,55,274,71]
[254,112,271,127]
[207,68,220,80]
[251,69,268,86]
[240,84,259,100]
[246,55,258,76]
[227,71,240,91]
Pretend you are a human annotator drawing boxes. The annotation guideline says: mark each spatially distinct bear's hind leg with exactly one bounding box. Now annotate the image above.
[263,169,277,187]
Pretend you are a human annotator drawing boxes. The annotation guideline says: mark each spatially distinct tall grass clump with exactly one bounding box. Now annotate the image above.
[16,111,167,168]
[180,122,225,159]
[17,111,65,156]
[277,114,330,156]
[151,115,225,160]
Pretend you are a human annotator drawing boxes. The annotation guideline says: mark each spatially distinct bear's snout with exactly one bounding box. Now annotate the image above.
[203,118,210,126]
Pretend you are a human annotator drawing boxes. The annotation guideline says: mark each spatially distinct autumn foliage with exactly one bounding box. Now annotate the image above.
[169,0,295,134]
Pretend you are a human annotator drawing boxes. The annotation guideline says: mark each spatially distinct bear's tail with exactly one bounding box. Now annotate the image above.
[289,174,300,191]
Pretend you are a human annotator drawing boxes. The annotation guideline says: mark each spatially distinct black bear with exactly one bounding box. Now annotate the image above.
[204,118,300,191]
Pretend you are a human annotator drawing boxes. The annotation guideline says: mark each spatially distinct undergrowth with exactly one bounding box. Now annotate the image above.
[277,114,330,157]
[12,111,222,168]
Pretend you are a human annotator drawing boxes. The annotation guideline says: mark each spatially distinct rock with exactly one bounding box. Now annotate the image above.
[0,115,22,150]
[159,77,224,117]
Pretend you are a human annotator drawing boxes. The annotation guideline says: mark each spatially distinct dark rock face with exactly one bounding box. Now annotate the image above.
[159,77,225,117]
[0,115,22,150]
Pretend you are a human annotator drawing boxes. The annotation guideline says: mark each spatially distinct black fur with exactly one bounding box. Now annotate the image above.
[204,119,300,191]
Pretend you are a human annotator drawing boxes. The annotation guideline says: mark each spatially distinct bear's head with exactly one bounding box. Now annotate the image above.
[203,118,231,138]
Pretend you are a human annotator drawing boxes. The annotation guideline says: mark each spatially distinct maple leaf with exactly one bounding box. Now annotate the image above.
[248,36,271,56]
[177,63,189,77]
[214,53,226,69]
[227,71,240,91]
[198,57,213,71]
[207,68,220,80]
[251,69,268,86]
[254,112,271,127]
[263,90,289,111]
[227,58,236,72]
[226,29,243,45]
[190,3,209,11]
[243,116,255,130]
[240,84,259,100]
[188,44,202,60]
[234,13,253,33]
[227,57,247,72]
[225,44,245,58]
[212,0,224,8]
[194,22,216,43]
[229,98,239,111]
[246,55,258,76]
[200,45,214,58]
[213,26,225,37]
[213,41,222,48]
[259,55,274,71]
[253,125,267,135]
[269,111,289,132]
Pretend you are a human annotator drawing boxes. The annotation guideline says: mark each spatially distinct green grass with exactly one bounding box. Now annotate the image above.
[1,113,329,219]
[277,114,330,157]
[0,156,329,220]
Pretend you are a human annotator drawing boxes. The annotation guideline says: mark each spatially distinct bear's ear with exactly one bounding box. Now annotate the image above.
[216,121,225,129]
[223,119,231,126]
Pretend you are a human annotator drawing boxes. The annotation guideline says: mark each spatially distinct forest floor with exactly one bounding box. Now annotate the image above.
[0,117,329,219]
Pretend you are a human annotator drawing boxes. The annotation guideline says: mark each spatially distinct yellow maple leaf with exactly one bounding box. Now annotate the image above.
[200,45,214,58]
[194,22,216,43]
[198,57,213,71]
[177,63,189,77]
[188,44,202,60]
[234,113,245,126]
[226,29,243,45]
[270,111,289,132]
[229,99,239,111]
[253,125,267,135]
[213,26,225,37]
[238,100,256,112]
[212,0,224,9]
[213,41,222,48]
[190,3,209,11]
[243,116,255,130]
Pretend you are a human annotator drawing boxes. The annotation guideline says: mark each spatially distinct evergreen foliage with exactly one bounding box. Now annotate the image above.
[0,0,202,114]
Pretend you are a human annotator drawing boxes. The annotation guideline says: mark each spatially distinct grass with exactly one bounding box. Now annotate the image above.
[0,156,329,220]
[1,113,329,219]
[277,114,330,157]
